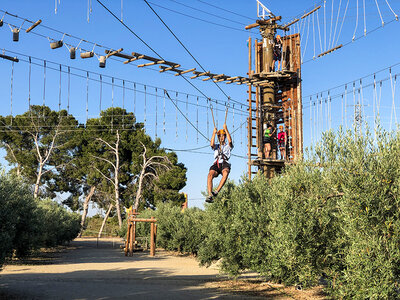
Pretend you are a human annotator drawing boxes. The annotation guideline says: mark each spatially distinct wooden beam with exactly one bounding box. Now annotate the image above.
[0,53,19,62]
[174,67,196,76]
[129,218,157,223]
[105,48,123,59]
[301,6,321,19]
[26,19,42,33]
[245,23,259,30]
[123,55,144,64]
[317,44,343,58]
[282,18,299,30]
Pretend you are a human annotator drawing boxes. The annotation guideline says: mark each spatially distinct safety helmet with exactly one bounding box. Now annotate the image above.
[279,125,283,130]
[217,129,226,136]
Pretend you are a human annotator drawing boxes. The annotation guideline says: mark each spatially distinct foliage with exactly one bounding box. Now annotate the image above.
[126,127,400,298]
[0,172,80,270]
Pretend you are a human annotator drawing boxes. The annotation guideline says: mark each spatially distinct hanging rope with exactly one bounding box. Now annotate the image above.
[122,80,125,110]
[313,12,316,59]
[43,60,46,107]
[232,104,235,140]
[345,84,347,128]
[67,66,70,113]
[390,69,397,129]
[99,74,102,114]
[175,91,178,139]
[206,98,209,138]
[331,0,342,47]
[328,0,334,50]
[374,0,384,26]
[133,83,136,116]
[163,89,166,135]
[352,0,359,41]
[111,77,114,130]
[10,61,14,122]
[196,96,199,143]
[86,71,89,122]
[186,94,188,141]
[58,64,62,111]
[385,0,398,20]
[316,7,323,53]
[155,87,158,138]
[363,0,366,36]
[165,91,209,142]
[335,0,349,46]
[324,0,326,51]
[28,56,31,111]
[144,85,147,129]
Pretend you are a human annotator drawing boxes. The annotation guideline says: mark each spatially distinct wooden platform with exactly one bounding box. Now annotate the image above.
[250,158,286,167]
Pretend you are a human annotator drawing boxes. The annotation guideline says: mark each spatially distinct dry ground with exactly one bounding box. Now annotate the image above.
[0,238,326,300]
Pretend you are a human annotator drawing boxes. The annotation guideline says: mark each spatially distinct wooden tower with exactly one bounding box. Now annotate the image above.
[246,13,303,179]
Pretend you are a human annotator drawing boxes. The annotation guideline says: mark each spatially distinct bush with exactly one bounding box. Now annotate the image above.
[0,172,81,270]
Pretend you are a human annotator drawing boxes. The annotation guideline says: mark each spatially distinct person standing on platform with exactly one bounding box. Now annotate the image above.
[277,125,287,160]
[263,124,275,159]
[273,35,282,71]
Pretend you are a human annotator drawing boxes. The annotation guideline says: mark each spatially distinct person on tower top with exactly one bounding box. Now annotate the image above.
[206,123,233,203]
[273,35,282,72]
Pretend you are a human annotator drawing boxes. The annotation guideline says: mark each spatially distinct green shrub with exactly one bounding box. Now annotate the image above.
[0,172,81,269]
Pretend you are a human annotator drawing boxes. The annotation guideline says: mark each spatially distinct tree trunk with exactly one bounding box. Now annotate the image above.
[134,169,146,210]
[98,203,113,238]
[34,163,44,198]
[78,186,96,238]
[114,130,122,228]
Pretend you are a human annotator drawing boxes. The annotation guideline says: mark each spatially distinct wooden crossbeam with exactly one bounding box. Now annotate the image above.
[174,68,196,76]
[317,44,343,58]
[123,55,144,64]
[26,19,42,33]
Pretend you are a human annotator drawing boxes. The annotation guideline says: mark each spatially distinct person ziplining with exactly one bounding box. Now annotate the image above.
[206,103,233,203]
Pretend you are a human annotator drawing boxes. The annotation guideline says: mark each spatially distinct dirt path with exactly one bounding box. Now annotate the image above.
[0,238,261,299]
[0,238,325,300]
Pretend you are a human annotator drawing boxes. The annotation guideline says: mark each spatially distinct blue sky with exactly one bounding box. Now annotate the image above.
[0,0,400,210]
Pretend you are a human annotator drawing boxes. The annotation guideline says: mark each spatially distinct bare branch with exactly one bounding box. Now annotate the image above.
[91,155,117,170]
[96,137,117,152]
[93,166,116,188]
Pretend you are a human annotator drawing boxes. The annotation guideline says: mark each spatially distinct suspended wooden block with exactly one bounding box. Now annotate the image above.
[50,40,63,49]
[0,19,3,27]
[25,19,42,33]
[12,28,19,42]
[80,51,94,59]
[70,47,76,59]
[99,56,106,68]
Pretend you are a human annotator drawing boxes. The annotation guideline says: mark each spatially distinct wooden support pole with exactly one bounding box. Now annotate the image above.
[129,222,134,256]
[125,222,131,256]
[174,68,196,76]
[150,217,155,257]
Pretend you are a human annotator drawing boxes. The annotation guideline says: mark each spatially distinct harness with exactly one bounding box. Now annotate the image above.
[215,143,229,169]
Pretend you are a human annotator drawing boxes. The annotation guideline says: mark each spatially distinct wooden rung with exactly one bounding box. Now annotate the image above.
[252,136,256,139]
[175,68,196,76]
[246,90,256,94]
[159,64,181,72]
[105,48,123,59]
[227,76,239,81]
[252,126,256,129]
[123,55,144,64]
[138,61,158,67]
[190,71,210,79]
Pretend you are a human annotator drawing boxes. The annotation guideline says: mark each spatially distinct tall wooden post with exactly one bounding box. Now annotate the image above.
[150,216,155,257]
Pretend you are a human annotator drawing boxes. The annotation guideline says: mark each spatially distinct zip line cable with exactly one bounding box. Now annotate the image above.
[195,0,254,21]
[96,0,243,131]
[166,0,248,26]
[95,0,245,110]
[146,1,257,35]
[143,0,234,103]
